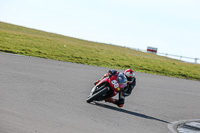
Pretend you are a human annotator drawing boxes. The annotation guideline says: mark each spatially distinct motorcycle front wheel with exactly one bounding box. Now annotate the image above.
[86,87,108,103]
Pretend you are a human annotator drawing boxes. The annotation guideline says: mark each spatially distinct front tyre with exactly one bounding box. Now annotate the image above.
[86,87,108,103]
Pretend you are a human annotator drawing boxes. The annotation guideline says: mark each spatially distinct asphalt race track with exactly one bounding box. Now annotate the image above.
[0,52,200,133]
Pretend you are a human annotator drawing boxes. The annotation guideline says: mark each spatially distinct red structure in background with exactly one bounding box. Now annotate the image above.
[147,46,158,54]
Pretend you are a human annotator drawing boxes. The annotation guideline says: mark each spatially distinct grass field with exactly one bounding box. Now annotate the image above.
[0,21,200,81]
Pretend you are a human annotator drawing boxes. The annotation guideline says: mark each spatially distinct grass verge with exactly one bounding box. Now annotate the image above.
[0,21,200,81]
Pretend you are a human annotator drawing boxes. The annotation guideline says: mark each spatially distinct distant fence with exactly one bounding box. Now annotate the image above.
[132,48,200,64]
[157,52,199,64]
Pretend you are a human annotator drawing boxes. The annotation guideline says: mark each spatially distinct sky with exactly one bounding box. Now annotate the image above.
[0,0,200,63]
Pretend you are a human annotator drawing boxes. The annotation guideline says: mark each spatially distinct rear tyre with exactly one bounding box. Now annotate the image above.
[86,88,108,103]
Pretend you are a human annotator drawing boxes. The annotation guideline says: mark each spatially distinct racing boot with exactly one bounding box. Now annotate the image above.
[105,97,116,104]
[105,98,124,107]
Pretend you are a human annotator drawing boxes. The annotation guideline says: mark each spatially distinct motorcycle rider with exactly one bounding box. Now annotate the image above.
[94,69,136,107]
[123,69,136,97]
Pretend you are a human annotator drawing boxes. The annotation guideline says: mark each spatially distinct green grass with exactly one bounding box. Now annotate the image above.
[0,21,200,81]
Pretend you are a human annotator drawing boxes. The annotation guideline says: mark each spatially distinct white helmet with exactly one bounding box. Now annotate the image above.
[124,69,135,83]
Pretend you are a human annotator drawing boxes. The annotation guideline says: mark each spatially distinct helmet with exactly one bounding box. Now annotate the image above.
[124,69,135,83]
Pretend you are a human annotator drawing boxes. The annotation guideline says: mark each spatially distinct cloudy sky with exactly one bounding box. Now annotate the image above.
[1,0,200,62]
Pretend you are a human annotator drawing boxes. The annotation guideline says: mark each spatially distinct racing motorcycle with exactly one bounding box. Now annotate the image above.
[86,72,127,103]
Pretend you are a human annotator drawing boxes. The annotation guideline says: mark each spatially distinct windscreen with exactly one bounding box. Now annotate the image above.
[117,73,127,84]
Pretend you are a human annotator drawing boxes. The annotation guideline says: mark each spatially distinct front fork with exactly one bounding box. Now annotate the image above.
[89,86,97,97]
[89,83,107,96]
[89,85,110,100]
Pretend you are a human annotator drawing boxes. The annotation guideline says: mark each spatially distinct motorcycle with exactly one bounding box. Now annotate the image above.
[86,72,127,103]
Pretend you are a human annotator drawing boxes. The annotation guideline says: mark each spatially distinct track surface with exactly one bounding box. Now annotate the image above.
[0,52,200,133]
